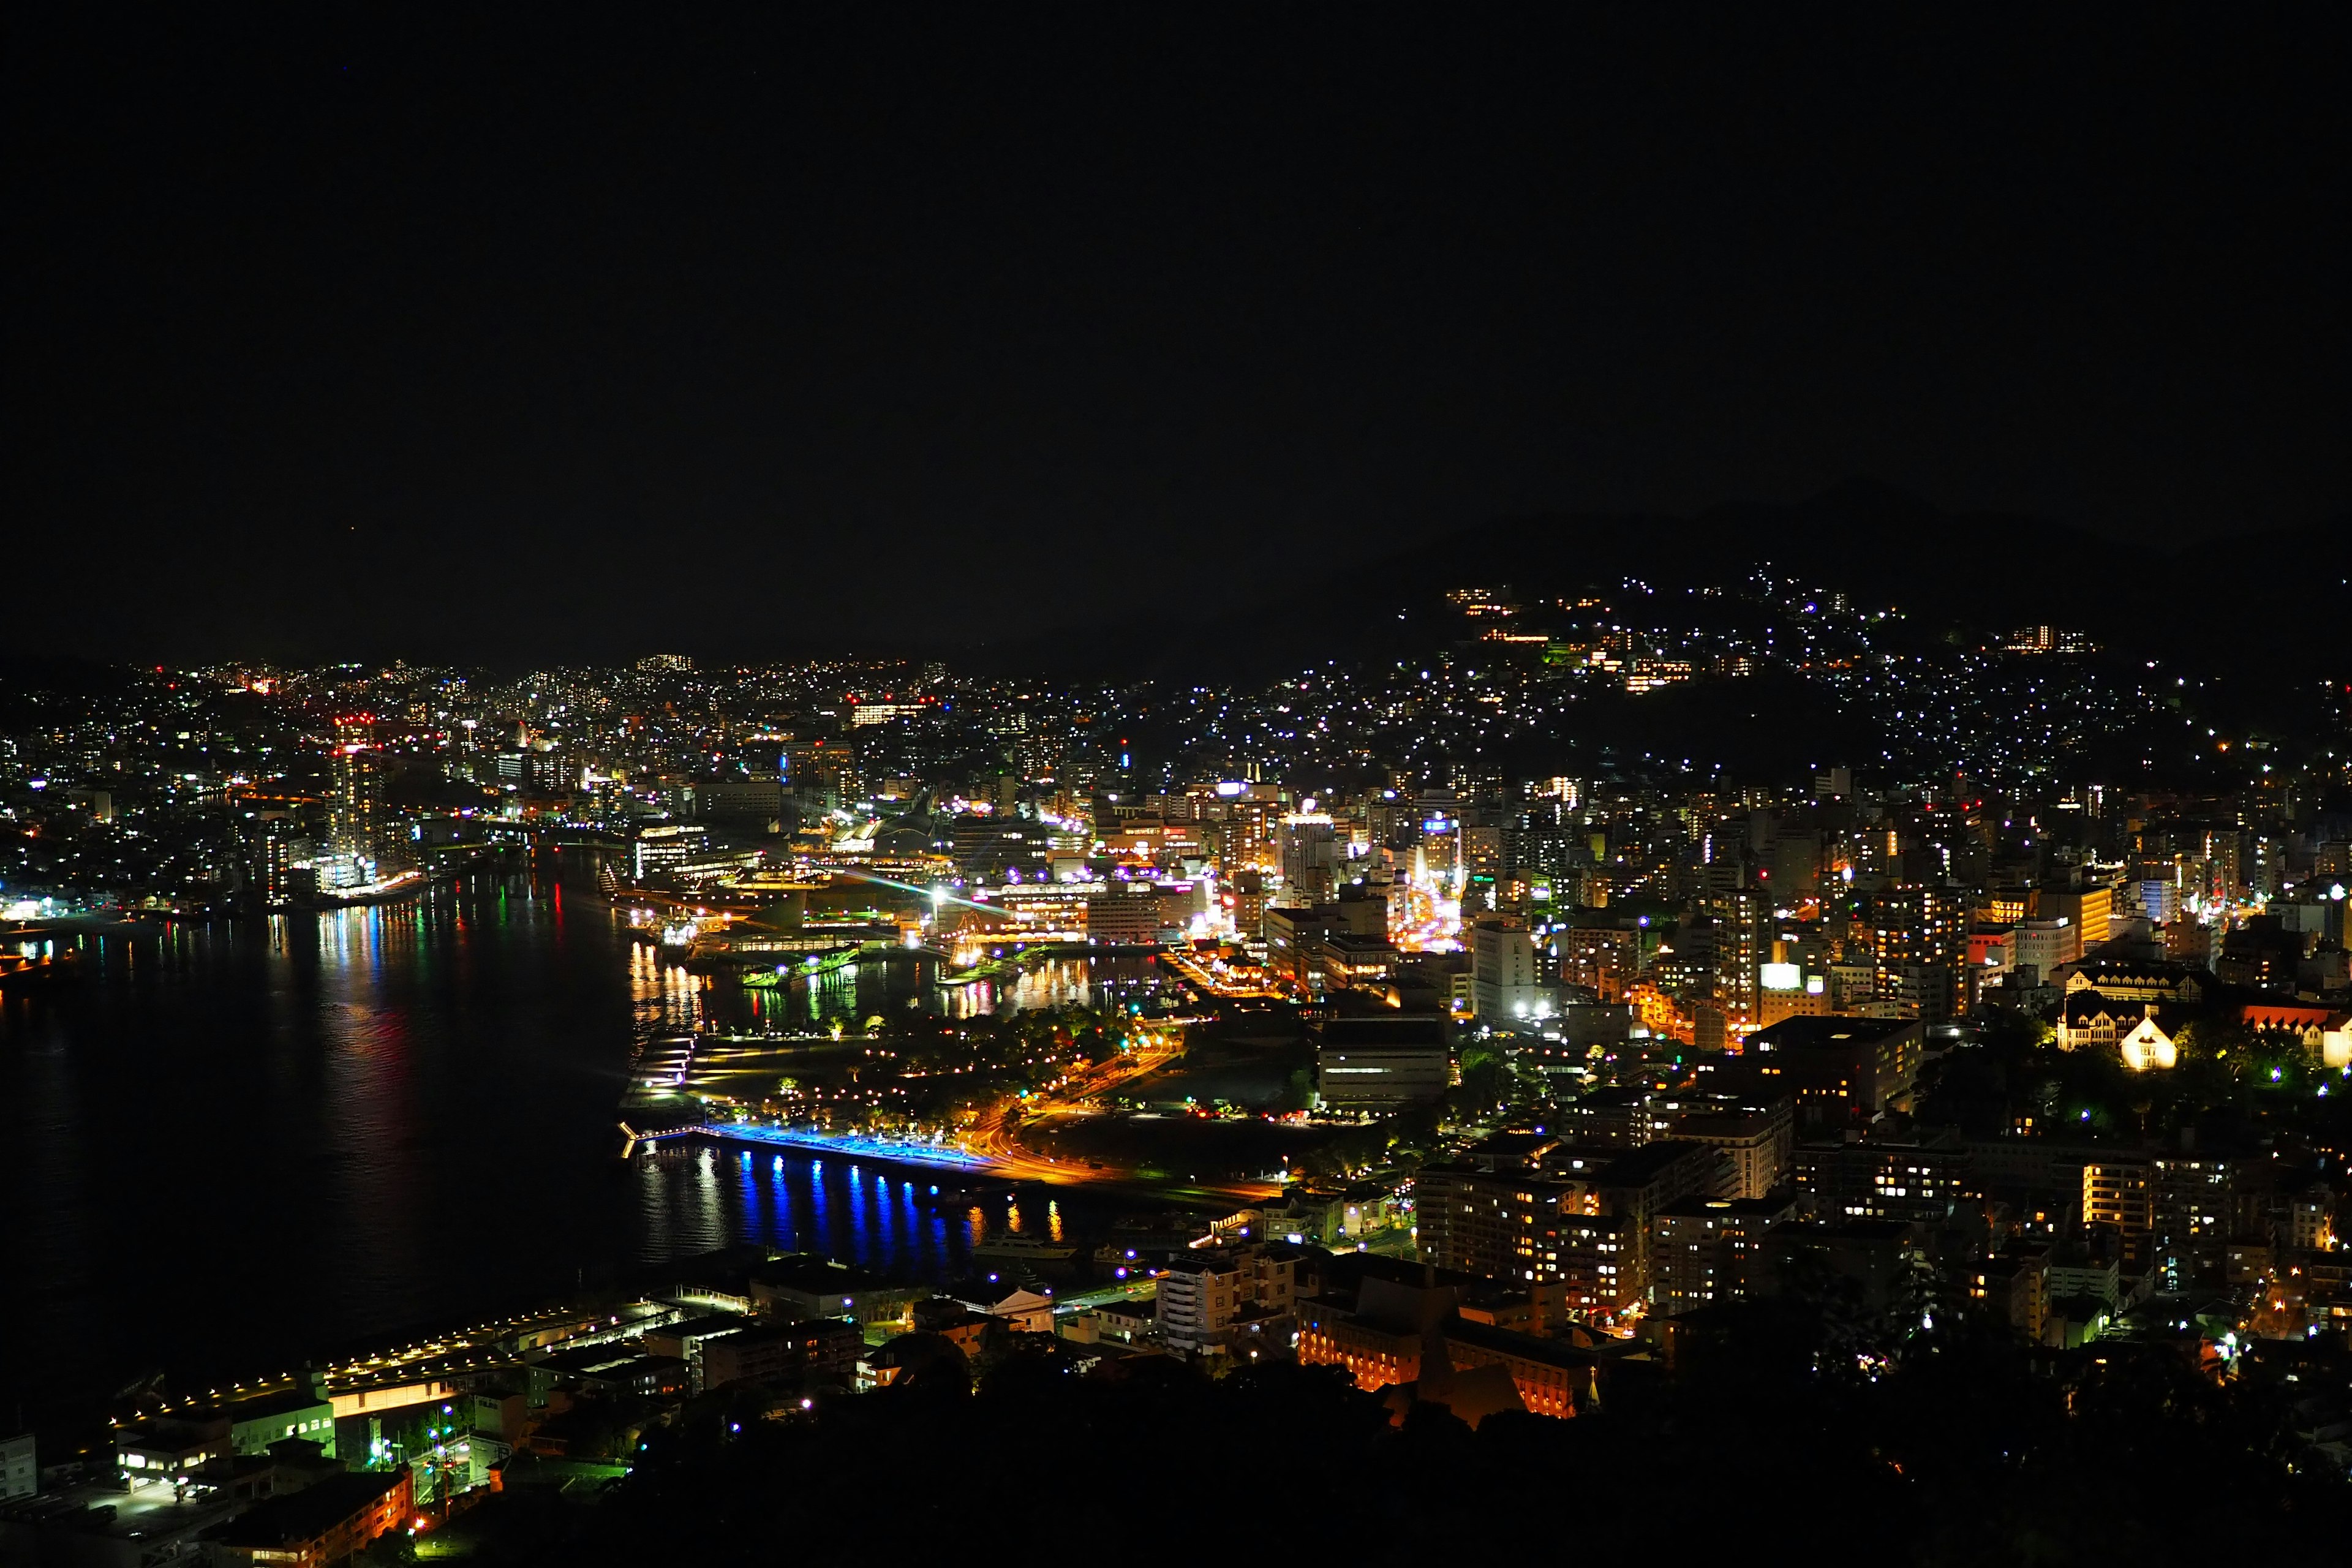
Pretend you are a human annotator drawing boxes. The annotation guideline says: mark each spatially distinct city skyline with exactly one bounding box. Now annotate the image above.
[5,10,2349,1562]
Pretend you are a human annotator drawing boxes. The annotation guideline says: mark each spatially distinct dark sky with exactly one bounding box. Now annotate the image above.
[7,10,2344,663]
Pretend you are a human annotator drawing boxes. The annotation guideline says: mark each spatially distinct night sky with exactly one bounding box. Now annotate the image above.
[7,11,2344,663]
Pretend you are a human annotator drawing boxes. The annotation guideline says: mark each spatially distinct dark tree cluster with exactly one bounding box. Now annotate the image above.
[430,1304,2348,1566]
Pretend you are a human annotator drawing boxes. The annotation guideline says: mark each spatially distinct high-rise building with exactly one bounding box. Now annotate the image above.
[782,737,856,812]
[1279,813,1340,905]
[1668,1102,1794,1199]
[234,806,303,908]
[1770,828,1823,894]
[2124,879,2182,925]
[2081,1156,2153,1233]
[2149,1151,2261,1292]
[1471,915,1545,1023]
[2013,918,2081,981]
[1758,957,1830,1027]
[326,717,382,862]
[1706,887,1771,1027]
[1740,1016,1923,1126]
[1463,822,1509,910]
[1227,867,1269,945]
[1869,884,1969,1016]
[1212,814,1260,875]
[1893,963,1954,1028]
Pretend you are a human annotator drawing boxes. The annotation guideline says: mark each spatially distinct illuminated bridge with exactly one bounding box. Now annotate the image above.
[689,1120,995,1170]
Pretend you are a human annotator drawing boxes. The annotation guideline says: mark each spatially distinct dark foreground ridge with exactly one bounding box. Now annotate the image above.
[450,1307,2345,1565]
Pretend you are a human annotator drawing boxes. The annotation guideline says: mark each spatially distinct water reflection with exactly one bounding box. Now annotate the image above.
[644,948,1175,1037]
[616,944,1175,1279]
[631,1145,1109,1284]
[1,862,1175,1409]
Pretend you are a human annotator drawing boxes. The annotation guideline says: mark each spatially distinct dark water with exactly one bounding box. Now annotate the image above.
[1,859,1126,1415]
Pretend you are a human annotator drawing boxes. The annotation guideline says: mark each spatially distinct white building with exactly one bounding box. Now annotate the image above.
[1156,1254,1246,1357]
[2,1431,33,1500]
[1155,1247,1297,1359]
[1471,916,1545,1023]
[2012,918,2079,981]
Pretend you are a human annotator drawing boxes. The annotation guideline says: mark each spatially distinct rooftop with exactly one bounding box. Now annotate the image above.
[1444,1316,1599,1370]
[1314,1014,1447,1047]
[1589,1139,1713,1189]
[644,1313,752,1341]
[203,1469,405,1549]
[749,1255,900,1294]
[1749,1015,1917,1052]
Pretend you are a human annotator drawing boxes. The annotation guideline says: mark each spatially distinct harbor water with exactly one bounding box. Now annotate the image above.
[0,859,1138,1416]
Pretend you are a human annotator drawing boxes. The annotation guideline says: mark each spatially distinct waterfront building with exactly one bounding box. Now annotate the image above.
[633,821,710,882]
[698,1319,862,1390]
[747,1255,923,1327]
[326,716,382,864]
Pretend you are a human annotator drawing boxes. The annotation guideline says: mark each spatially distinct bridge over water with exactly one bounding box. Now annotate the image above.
[680,1120,997,1170]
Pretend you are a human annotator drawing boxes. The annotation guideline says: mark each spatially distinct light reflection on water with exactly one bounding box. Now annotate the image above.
[653,951,1171,1037]
[636,1142,1102,1285]
[603,942,1172,1291]
[1,863,1169,1411]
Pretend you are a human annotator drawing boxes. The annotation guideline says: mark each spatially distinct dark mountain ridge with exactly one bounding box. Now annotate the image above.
[1012,481,2344,687]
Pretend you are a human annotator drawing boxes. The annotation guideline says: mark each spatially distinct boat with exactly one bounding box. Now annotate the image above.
[1100,1211,1218,1261]
[916,1179,1023,1209]
[970,1231,1080,1265]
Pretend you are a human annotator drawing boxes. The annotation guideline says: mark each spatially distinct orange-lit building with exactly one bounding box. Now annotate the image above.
[204,1467,414,1567]
[1296,1275,1597,1418]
